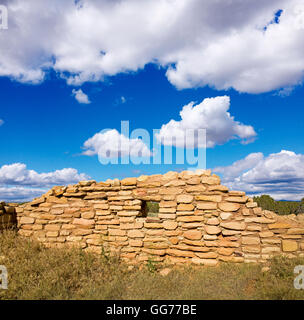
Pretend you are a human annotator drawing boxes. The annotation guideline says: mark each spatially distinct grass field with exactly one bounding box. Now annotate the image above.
[0,230,304,300]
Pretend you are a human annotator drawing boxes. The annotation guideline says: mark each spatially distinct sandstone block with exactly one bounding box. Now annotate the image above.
[177,216,204,222]
[208,185,229,192]
[177,204,194,211]
[205,226,221,235]
[195,195,222,202]
[108,229,126,237]
[226,196,248,203]
[129,239,143,247]
[81,211,95,219]
[166,248,194,258]
[201,176,221,185]
[206,217,220,225]
[176,194,194,203]
[183,230,202,240]
[20,217,35,224]
[282,240,298,252]
[191,257,218,266]
[218,247,234,256]
[246,202,258,208]
[158,213,176,220]
[218,202,240,212]
[159,201,177,208]
[287,228,304,235]
[220,212,232,220]
[195,252,218,259]
[196,202,217,210]
[45,224,61,231]
[72,218,95,228]
[220,222,246,231]
[242,237,260,245]
[268,223,291,230]
[128,230,145,238]
[121,177,137,186]
[159,207,176,213]
[163,221,178,230]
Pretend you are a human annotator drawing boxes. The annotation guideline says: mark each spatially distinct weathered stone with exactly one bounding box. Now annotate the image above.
[195,195,222,202]
[159,201,177,208]
[158,213,176,220]
[287,228,304,235]
[206,217,220,225]
[185,185,206,193]
[282,240,298,252]
[259,231,274,238]
[108,229,127,236]
[159,188,183,195]
[121,178,137,186]
[196,202,217,210]
[183,230,202,240]
[177,216,204,222]
[208,185,229,192]
[191,257,218,266]
[201,176,221,185]
[220,222,246,231]
[159,207,176,213]
[246,202,258,208]
[163,221,178,230]
[166,248,195,258]
[186,177,201,185]
[129,239,143,247]
[203,234,217,240]
[220,212,233,220]
[218,247,234,256]
[176,194,194,203]
[247,225,262,232]
[205,226,221,235]
[81,211,95,219]
[164,180,186,187]
[195,252,218,259]
[20,217,35,224]
[268,223,292,230]
[245,217,276,224]
[218,202,240,212]
[177,204,194,211]
[242,237,260,245]
[262,247,280,254]
[128,230,145,238]
[144,222,163,229]
[72,218,95,228]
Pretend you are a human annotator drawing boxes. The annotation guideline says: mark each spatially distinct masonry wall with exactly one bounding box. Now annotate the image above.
[14,170,304,266]
[0,202,17,231]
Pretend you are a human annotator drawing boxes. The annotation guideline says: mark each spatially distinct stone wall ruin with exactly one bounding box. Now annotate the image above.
[5,170,304,266]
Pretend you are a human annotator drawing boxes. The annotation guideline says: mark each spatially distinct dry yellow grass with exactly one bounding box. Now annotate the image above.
[0,230,304,300]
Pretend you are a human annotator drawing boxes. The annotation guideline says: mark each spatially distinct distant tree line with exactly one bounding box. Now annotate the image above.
[253,195,304,216]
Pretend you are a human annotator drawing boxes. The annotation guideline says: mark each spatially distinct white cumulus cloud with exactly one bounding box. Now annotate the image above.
[0,0,304,94]
[82,129,152,158]
[0,163,90,202]
[156,96,256,148]
[72,89,91,104]
[0,119,3,126]
[0,186,48,203]
[213,150,304,200]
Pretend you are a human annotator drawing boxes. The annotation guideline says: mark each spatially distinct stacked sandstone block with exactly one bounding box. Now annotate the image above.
[15,170,304,266]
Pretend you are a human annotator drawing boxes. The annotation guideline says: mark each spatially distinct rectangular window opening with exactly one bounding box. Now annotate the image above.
[140,200,159,218]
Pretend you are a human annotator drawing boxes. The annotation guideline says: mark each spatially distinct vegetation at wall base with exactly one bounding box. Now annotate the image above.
[1,230,304,300]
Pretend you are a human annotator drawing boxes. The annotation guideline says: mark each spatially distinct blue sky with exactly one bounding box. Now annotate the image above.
[0,0,304,201]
